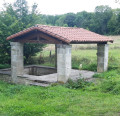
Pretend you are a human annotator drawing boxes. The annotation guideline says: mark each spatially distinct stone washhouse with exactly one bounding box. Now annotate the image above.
[6,25,113,86]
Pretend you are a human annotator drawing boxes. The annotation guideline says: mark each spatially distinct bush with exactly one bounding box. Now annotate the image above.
[72,56,97,71]
[93,69,120,94]
[99,78,120,94]
[65,79,92,90]
[100,79,116,93]
[108,55,120,70]
[25,57,38,65]
[0,64,10,69]
[38,54,45,64]
[82,63,97,71]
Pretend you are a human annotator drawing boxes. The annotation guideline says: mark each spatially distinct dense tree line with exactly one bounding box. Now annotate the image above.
[40,6,120,35]
[0,0,120,65]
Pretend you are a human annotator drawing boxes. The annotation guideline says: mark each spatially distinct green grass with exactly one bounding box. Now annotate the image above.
[1,81,120,116]
[92,68,120,94]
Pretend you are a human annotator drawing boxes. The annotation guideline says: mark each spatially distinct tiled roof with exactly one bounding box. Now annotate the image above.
[7,25,113,43]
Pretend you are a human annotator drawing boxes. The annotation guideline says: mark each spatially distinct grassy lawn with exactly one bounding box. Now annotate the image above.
[1,81,120,116]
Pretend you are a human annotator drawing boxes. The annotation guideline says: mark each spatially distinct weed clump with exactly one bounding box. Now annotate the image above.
[93,69,120,94]
[65,79,92,90]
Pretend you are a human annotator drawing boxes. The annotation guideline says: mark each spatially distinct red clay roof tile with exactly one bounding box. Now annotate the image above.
[7,25,113,43]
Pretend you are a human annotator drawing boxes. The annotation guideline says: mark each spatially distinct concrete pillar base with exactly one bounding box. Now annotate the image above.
[97,43,109,73]
[57,44,72,83]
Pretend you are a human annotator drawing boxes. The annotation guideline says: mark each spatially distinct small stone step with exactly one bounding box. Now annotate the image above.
[34,80,51,84]
[30,82,50,87]
[27,77,57,84]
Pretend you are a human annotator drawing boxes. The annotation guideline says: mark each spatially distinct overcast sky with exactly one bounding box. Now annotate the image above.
[0,0,120,15]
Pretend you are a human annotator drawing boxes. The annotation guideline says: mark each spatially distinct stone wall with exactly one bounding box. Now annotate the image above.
[25,66,57,76]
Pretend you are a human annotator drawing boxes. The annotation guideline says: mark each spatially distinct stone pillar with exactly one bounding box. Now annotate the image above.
[57,44,72,83]
[10,42,24,83]
[97,43,109,73]
[55,44,57,69]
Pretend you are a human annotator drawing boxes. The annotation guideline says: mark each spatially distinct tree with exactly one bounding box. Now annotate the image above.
[115,13,120,34]
[55,15,66,26]
[94,5,113,34]
[75,11,94,30]
[107,13,118,35]
[64,13,76,27]
[0,0,45,64]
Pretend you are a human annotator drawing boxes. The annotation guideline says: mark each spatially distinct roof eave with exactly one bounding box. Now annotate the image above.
[6,27,71,44]
[70,40,113,44]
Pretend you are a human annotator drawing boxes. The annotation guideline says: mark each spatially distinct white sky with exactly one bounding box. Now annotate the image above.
[0,0,120,15]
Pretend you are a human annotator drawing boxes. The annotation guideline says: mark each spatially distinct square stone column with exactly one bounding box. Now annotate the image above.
[55,44,57,69]
[97,43,109,73]
[57,44,72,83]
[10,42,24,83]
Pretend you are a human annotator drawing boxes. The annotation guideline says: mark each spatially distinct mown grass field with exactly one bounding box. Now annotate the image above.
[0,36,120,116]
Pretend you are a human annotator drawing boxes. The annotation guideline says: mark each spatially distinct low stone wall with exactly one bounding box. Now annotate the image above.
[25,66,57,76]
[0,74,11,83]
[0,66,57,83]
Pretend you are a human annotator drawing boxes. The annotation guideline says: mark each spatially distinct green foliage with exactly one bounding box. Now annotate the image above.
[63,13,76,27]
[107,14,118,35]
[93,5,113,34]
[65,79,92,90]
[108,54,120,70]
[75,11,94,29]
[24,43,45,64]
[92,69,120,94]
[40,5,120,35]
[72,56,97,71]
[0,64,10,69]
[93,69,119,78]
[99,78,120,94]
[0,0,45,64]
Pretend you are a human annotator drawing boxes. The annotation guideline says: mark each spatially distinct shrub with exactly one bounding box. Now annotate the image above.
[108,55,120,70]
[65,79,92,90]
[82,63,97,71]
[0,64,10,69]
[98,78,120,94]
[26,57,38,65]
[38,54,45,64]
[72,56,97,71]
[93,69,120,94]
[100,79,116,93]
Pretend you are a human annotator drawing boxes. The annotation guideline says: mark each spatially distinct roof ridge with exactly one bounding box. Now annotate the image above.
[36,24,84,29]
[36,25,71,42]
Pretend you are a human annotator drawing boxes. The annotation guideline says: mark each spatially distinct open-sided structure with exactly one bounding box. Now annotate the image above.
[7,25,113,83]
